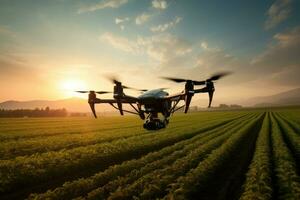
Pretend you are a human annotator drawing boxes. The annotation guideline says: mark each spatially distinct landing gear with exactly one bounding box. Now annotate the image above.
[143,113,169,130]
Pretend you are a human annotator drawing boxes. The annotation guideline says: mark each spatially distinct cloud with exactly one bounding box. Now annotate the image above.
[115,17,129,24]
[99,32,192,65]
[78,0,128,13]
[251,26,300,86]
[264,0,292,30]
[252,26,300,68]
[135,13,151,25]
[152,0,168,10]
[194,42,235,75]
[115,17,130,30]
[99,32,140,54]
[150,16,182,32]
[137,33,192,64]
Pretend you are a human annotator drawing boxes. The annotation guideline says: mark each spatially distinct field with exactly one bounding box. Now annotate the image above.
[0,109,300,200]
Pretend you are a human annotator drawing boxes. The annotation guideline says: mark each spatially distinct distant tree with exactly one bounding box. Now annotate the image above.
[0,107,68,118]
[219,104,229,108]
[230,104,242,108]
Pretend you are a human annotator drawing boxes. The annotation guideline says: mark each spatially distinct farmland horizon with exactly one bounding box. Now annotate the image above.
[1,86,300,113]
[1,0,300,103]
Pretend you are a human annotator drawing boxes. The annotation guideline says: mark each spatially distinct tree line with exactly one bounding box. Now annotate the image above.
[0,107,68,118]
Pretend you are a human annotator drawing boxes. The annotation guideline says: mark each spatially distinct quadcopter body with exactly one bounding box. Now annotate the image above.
[77,73,230,130]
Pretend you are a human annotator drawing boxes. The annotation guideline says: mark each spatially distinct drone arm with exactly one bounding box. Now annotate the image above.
[109,103,140,115]
[89,97,139,118]
[92,97,137,104]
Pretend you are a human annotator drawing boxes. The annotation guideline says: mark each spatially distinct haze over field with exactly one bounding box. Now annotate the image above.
[0,0,300,106]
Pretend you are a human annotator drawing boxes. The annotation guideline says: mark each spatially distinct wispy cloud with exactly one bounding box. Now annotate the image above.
[135,13,152,25]
[78,0,128,14]
[115,17,130,30]
[99,32,140,53]
[115,17,129,24]
[137,33,192,64]
[99,32,192,65]
[150,16,182,32]
[152,0,168,10]
[264,0,292,30]
[252,26,300,69]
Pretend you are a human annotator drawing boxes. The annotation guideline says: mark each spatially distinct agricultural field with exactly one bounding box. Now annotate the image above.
[0,109,300,200]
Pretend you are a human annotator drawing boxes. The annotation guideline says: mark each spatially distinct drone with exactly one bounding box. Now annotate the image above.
[76,72,230,130]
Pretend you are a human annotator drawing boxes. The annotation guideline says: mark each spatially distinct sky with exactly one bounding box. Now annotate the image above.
[0,0,300,106]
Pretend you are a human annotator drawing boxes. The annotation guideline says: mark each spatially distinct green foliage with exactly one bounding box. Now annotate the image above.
[0,109,299,200]
[240,112,272,200]
[270,113,300,200]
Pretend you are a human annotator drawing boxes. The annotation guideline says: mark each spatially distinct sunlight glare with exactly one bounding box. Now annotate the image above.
[60,79,87,98]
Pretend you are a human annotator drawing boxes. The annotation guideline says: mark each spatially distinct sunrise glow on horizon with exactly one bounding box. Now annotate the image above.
[0,0,299,105]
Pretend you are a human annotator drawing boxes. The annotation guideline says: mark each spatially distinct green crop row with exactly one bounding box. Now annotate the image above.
[277,112,300,134]
[165,113,264,199]
[0,113,245,159]
[239,112,272,200]
[0,112,241,143]
[0,112,241,141]
[0,113,246,195]
[100,114,258,200]
[269,113,300,200]
[274,113,300,165]
[27,113,255,200]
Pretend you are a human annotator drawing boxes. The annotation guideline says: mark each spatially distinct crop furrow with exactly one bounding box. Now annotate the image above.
[102,115,258,200]
[0,112,242,142]
[0,114,245,199]
[269,113,300,200]
[239,112,273,200]
[273,112,300,173]
[277,112,300,134]
[27,113,255,200]
[0,114,244,159]
[164,113,264,200]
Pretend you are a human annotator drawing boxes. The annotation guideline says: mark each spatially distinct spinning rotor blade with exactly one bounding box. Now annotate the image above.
[162,72,232,85]
[76,91,89,93]
[161,77,205,86]
[95,91,111,94]
[206,72,232,82]
[106,75,121,84]
[161,77,188,83]
[106,75,147,92]
[76,91,111,94]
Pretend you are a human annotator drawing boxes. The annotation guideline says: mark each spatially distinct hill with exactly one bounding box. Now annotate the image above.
[244,87,300,107]
[0,98,98,112]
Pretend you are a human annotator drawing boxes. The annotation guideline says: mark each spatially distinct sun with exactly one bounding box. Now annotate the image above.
[60,79,87,98]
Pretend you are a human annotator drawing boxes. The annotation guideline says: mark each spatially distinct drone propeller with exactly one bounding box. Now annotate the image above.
[76,91,111,94]
[75,90,112,118]
[106,75,147,92]
[161,77,188,83]
[162,72,231,85]
[205,71,232,82]
[162,72,231,109]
